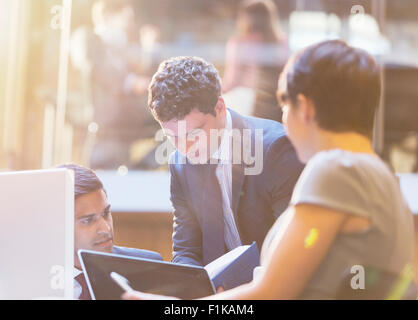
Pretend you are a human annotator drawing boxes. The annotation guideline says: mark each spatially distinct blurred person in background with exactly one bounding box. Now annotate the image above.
[222,0,289,122]
[71,0,160,170]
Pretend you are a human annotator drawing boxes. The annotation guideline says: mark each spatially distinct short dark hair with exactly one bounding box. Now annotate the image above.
[281,40,381,137]
[148,56,222,122]
[57,164,106,199]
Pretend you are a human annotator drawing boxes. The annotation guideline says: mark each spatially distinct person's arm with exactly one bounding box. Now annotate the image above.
[205,204,347,299]
[123,204,347,300]
[170,163,203,266]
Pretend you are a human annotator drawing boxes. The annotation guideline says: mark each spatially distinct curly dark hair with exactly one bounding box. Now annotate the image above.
[148,56,222,122]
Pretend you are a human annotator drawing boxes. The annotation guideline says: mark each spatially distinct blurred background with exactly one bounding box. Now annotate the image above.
[1,0,417,260]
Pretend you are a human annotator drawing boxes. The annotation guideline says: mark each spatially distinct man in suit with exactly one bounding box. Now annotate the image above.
[148,56,304,267]
[58,164,162,300]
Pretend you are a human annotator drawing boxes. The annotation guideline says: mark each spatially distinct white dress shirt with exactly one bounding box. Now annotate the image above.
[73,267,82,299]
[211,110,242,251]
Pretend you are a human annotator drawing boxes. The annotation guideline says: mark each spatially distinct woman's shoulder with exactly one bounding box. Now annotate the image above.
[290,149,397,222]
[303,149,352,175]
[307,149,383,173]
[298,149,390,195]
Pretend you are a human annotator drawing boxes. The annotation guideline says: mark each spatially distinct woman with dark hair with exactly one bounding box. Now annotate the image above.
[222,0,288,122]
[236,0,282,43]
[125,40,415,300]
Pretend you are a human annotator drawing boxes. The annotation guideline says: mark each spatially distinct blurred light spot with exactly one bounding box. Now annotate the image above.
[304,228,319,248]
[117,165,128,176]
[386,263,415,300]
[365,268,380,287]
[88,122,99,134]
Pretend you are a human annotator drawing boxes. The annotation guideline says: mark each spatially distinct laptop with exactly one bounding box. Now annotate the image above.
[78,250,216,300]
[0,169,74,299]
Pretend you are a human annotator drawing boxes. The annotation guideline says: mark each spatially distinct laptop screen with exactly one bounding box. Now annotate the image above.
[0,169,74,299]
[79,250,216,300]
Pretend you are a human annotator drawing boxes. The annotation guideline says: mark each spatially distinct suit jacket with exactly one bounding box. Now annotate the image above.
[169,108,304,266]
[112,245,163,261]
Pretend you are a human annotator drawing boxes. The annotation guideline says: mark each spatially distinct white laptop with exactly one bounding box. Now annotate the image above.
[0,169,74,299]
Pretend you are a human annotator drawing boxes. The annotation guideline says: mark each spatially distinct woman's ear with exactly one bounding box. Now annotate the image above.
[296,94,316,125]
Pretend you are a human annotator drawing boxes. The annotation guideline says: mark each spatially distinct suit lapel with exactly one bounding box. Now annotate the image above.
[185,163,225,264]
[181,109,252,263]
[184,163,208,219]
[229,109,249,225]
[231,163,245,215]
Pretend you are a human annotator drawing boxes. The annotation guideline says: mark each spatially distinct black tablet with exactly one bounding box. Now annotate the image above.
[78,250,216,300]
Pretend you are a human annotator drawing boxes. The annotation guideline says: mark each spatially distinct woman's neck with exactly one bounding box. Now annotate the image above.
[313,130,375,155]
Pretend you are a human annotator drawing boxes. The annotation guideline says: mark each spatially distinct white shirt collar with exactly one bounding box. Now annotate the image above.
[73,267,82,278]
[211,110,232,163]
[73,267,83,299]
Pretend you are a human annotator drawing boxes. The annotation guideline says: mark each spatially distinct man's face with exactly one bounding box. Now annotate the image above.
[74,189,114,269]
[159,99,226,163]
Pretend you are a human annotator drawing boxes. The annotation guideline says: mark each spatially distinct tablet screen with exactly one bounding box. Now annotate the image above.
[79,250,215,300]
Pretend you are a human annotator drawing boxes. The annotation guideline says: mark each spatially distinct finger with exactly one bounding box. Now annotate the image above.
[122,290,144,300]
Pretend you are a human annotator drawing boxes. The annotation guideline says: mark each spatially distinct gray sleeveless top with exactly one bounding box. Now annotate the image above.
[261,149,415,299]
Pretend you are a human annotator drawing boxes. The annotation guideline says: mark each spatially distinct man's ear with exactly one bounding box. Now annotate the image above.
[214,96,226,115]
[296,94,316,125]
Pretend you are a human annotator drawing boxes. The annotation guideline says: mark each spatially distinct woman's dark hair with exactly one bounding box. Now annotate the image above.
[148,56,221,122]
[237,0,282,42]
[281,40,381,137]
[57,164,106,199]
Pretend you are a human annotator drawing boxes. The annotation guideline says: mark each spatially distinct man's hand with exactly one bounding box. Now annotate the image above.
[122,290,180,300]
[121,286,224,300]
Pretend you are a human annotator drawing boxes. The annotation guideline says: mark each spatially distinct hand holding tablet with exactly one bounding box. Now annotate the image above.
[110,272,134,293]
